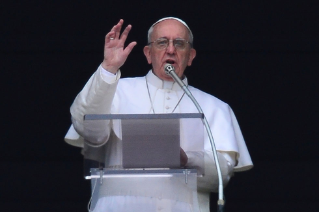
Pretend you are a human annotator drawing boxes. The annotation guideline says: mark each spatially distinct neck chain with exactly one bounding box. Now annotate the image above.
[145,77,186,114]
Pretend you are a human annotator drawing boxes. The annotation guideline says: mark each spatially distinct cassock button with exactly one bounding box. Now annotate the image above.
[165,106,170,109]
[166,97,170,100]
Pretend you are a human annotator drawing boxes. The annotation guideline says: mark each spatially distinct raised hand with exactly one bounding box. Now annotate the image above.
[101,19,137,74]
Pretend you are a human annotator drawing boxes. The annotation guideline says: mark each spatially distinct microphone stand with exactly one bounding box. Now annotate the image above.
[165,64,225,212]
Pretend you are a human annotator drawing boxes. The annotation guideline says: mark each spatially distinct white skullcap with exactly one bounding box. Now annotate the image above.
[151,17,192,34]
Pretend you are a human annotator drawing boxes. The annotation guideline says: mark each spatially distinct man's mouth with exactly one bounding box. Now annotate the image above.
[165,59,176,65]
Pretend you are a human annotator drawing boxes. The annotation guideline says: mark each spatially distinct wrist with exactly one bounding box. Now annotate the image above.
[101,61,118,74]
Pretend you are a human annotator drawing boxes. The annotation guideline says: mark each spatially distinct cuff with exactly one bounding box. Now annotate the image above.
[99,65,121,84]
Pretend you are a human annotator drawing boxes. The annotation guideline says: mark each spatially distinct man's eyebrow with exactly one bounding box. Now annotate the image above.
[157,37,184,40]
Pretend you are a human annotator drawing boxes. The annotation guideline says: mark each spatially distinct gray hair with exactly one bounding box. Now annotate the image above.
[147,17,194,46]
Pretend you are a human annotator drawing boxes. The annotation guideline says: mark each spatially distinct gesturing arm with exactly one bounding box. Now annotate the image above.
[70,19,136,146]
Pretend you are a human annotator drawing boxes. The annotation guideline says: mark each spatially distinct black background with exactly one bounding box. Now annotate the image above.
[1,1,318,211]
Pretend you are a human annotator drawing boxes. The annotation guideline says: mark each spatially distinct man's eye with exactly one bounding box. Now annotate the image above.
[157,40,168,45]
[174,40,184,47]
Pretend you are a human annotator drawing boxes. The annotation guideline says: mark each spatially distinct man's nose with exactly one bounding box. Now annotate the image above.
[166,41,176,54]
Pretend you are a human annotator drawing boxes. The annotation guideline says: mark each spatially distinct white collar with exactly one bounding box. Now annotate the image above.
[145,70,188,91]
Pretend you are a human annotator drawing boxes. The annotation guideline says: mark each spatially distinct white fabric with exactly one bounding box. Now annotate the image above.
[65,65,253,212]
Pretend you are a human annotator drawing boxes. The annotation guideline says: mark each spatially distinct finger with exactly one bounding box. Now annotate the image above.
[113,19,124,39]
[110,19,123,31]
[123,41,137,57]
[119,24,132,42]
[106,20,123,41]
[105,31,116,43]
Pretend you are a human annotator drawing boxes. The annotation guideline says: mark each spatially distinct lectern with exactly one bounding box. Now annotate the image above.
[83,113,205,212]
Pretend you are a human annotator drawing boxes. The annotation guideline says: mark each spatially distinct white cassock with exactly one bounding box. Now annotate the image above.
[65,65,253,212]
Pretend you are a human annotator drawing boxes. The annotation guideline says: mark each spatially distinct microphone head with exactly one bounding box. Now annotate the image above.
[164,63,175,75]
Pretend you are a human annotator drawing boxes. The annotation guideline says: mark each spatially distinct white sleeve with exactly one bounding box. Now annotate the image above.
[187,151,235,192]
[66,65,121,147]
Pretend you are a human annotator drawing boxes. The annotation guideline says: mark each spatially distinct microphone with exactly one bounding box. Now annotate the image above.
[164,63,225,211]
[164,64,186,89]
[164,64,193,98]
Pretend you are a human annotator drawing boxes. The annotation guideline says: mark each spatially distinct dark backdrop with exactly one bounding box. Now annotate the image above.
[2,1,318,211]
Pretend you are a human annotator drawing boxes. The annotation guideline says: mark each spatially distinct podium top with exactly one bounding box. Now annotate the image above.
[84,113,204,120]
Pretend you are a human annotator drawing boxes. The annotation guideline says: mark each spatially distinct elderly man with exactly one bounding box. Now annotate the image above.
[65,17,253,212]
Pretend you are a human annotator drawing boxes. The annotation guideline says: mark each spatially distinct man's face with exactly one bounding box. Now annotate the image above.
[143,20,196,81]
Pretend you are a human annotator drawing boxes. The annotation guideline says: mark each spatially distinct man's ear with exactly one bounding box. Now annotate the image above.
[187,48,196,66]
[143,46,152,64]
